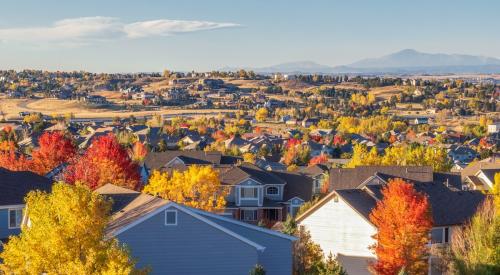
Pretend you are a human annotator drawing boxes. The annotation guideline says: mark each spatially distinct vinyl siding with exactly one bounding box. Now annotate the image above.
[300,197,376,258]
[0,208,21,239]
[202,215,293,275]
[117,206,259,275]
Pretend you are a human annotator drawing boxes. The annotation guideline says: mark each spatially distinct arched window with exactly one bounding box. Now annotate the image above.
[266,186,279,195]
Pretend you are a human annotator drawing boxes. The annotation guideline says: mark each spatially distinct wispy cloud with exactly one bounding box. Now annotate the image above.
[0,16,240,46]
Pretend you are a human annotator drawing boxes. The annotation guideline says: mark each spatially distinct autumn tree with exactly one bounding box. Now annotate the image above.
[31,131,76,175]
[0,141,33,171]
[309,154,328,166]
[255,108,269,122]
[143,165,226,212]
[0,183,145,274]
[64,134,140,190]
[130,141,147,163]
[369,178,433,275]
[450,198,500,274]
[243,152,256,164]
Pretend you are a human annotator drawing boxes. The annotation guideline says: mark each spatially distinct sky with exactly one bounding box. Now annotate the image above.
[0,0,499,72]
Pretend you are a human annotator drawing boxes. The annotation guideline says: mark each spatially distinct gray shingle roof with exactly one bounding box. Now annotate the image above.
[0,168,52,205]
[329,166,434,190]
[221,162,286,186]
[339,182,486,227]
[271,171,313,202]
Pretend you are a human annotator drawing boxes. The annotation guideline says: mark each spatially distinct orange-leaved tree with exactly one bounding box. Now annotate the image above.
[0,141,33,171]
[369,178,433,275]
[143,165,227,212]
[64,134,140,190]
[130,141,147,163]
[309,154,328,166]
[32,131,76,175]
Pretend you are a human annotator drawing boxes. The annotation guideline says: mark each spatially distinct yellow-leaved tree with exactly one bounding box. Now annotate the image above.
[255,108,269,122]
[0,183,146,275]
[143,165,227,212]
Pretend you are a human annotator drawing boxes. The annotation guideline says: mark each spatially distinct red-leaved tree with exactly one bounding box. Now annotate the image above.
[64,134,140,190]
[369,178,433,275]
[0,141,33,171]
[32,131,76,175]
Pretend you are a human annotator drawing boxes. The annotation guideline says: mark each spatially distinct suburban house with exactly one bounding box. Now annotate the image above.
[96,184,296,275]
[220,163,313,223]
[463,167,500,190]
[447,145,479,164]
[300,164,329,194]
[0,168,52,241]
[297,180,485,275]
[141,151,240,181]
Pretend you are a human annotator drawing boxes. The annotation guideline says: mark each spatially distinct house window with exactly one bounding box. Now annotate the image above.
[241,187,258,199]
[266,186,279,195]
[431,228,443,243]
[431,227,450,244]
[241,210,257,221]
[8,208,23,229]
[165,210,177,226]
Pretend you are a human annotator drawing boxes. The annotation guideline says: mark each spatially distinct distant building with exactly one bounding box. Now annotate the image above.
[488,122,500,134]
[83,95,108,105]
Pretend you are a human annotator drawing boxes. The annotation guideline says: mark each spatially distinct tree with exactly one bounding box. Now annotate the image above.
[450,198,500,274]
[293,225,324,275]
[249,264,266,275]
[318,253,347,275]
[369,178,433,275]
[130,141,147,163]
[243,152,256,164]
[0,183,145,274]
[31,131,76,175]
[255,108,269,122]
[143,165,227,212]
[309,154,328,166]
[64,134,140,190]
[0,141,32,171]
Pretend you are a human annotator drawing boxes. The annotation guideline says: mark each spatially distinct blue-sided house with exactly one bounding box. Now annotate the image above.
[96,184,296,275]
[0,168,52,242]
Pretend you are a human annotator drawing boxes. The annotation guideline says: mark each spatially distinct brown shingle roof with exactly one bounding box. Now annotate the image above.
[95,184,169,237]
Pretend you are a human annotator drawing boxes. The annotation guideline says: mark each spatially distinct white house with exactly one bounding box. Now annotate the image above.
[297,181,485,275]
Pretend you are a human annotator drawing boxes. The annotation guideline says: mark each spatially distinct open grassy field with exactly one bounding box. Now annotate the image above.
[0,98,235,120]
[369,85,404,101]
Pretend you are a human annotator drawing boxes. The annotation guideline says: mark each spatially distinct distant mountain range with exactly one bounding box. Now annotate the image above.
[222,49,500,74]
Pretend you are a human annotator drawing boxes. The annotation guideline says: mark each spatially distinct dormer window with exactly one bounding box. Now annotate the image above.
[266,186,279,195]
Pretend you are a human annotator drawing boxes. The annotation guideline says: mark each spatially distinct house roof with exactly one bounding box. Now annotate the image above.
[271,171,313,201]
[298,181,485,227]
[96,184,295,251]
[329,166,434,190]
[95,184,169,237]
[144,151,239,170]
[0,168,52,205]
[300,164,329,177]
[221,162,286,186]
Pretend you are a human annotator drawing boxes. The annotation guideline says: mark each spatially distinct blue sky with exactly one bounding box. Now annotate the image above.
[0,0,499,72]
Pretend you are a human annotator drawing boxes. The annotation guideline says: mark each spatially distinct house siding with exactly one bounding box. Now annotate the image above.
[300,197,376,258]
[202,216,293,275]
[0,208,21,240]
[117,207,259,275]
